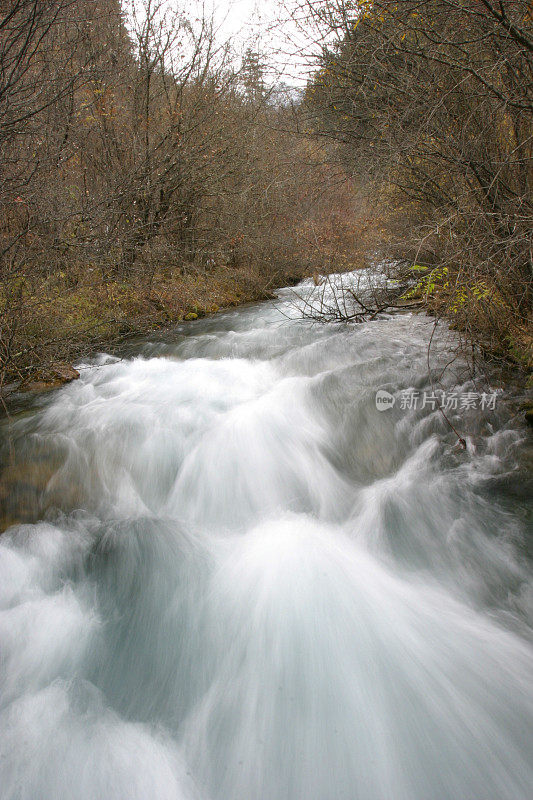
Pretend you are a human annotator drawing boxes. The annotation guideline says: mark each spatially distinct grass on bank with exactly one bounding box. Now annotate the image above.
[0,260,306,393]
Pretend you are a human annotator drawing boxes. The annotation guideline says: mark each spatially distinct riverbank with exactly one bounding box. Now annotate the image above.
[1,260,307,397]
[4,257,532,427]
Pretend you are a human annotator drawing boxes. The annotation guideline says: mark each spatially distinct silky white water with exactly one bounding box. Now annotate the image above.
[0,277,532,799]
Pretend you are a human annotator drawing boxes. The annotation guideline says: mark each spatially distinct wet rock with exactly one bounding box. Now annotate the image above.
[0,460,56,533]
[0,461,54,493]
[520,399,533,428]
[20,363,80,393]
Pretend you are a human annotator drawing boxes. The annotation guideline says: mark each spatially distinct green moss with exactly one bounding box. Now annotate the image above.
[1,257,310,390]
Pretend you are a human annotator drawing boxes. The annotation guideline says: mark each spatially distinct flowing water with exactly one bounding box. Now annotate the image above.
[0,275,532,800]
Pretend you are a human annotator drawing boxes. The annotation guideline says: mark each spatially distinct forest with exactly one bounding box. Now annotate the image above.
[0,0,531,393]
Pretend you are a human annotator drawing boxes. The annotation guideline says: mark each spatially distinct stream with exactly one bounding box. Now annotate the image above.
[0,274,532,799]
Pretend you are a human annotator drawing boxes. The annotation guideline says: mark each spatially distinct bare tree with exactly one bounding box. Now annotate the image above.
[298,0,532,365]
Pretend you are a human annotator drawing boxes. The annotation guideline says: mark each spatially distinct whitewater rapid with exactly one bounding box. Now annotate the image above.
[0,277,532,799]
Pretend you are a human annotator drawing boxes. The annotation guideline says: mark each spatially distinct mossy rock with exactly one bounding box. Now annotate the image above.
[184,312,198,321]
[20,363,79,393]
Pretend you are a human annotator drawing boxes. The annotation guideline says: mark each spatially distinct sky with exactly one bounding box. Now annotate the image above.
[210,0,315,85]
[126,0,318,86]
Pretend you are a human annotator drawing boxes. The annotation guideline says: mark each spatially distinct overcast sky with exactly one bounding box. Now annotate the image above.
[127,0,315,85]
[210,0,314,85]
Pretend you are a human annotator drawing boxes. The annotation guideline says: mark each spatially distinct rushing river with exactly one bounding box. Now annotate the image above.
[0,275,532,800]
